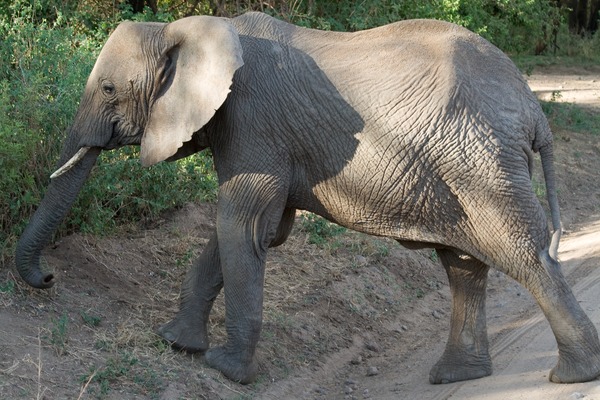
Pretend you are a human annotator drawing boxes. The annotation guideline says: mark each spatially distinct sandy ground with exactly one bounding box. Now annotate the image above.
[527,65,600,109]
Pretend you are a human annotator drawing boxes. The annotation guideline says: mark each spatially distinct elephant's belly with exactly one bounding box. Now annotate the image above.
[304,153,466,246]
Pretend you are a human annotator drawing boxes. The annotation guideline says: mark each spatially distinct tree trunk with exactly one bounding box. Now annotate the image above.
[127,0,158,14]
[561,0,600,35]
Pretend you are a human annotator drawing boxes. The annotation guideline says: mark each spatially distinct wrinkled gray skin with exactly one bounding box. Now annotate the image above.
[16,12,600,384]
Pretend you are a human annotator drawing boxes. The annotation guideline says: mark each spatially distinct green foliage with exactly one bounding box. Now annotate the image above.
[532,177,547,200]
[429,249,439,262]
[0,1,218,261]
[455,0,563,54]
[80,352,163,398]
[285,0,563,54]
[48,312,69,355]
[285,0,467,31]
[67,148,218,235]
[299,213,346,246]
[81,310,102,327]
[404,282,426,300]
[0,279,15,294]
[541,101,600,136]
[0,1,98,260]
[81,352,139,397]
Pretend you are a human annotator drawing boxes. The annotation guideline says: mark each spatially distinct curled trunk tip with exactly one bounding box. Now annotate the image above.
[14,243,57,289]
[29,272,56,289]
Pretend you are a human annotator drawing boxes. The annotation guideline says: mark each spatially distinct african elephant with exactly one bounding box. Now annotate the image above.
[16,12,600,384]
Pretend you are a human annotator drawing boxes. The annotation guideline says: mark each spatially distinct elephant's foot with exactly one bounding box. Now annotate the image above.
[157,317,208,353]
[549,351,600,383]
[429,352,492,384]
[205,346,258,384]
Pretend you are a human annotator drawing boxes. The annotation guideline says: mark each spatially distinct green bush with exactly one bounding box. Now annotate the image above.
[541,100,600,136]
[0,2,217,262]
[455,0,563,54]
[0,2,98,260]
[284,0,562,54]
[69,149,218,234]
[299,213,346,246]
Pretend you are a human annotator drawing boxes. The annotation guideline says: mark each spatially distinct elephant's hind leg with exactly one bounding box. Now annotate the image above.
[429,249,492,384]
[472,190,600,383]
[520,251,600,383]
[158,233,222,353]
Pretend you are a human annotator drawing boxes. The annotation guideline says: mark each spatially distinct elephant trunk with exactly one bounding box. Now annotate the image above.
[15,143,101,289]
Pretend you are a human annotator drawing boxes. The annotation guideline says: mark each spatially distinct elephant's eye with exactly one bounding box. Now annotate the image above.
[101,81,116,97]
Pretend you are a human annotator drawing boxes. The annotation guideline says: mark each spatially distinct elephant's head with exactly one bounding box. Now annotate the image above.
[15,16,243,288]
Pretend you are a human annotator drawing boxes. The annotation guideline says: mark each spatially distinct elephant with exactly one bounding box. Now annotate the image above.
[16,12,600,385]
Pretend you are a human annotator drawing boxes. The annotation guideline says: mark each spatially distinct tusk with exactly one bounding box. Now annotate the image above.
[50,147,92,179]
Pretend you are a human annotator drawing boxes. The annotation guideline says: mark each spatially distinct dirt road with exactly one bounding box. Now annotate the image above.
[527,65,600,109]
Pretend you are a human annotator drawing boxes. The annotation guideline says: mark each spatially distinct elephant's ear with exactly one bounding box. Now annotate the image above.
[141,16,243,167]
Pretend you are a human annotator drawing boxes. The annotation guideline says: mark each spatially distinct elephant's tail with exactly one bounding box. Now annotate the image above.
[538,134,562,261]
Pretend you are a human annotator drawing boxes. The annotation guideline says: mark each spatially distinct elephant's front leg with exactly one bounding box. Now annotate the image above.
[158,233,222,352]
[430,249,492,384]
[204,176,288,383]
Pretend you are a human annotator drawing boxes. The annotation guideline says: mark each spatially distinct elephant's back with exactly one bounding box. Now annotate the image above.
[231,13,532,114]
[230,13,545,248]
[232,12,543,166]
[297,18,540,155]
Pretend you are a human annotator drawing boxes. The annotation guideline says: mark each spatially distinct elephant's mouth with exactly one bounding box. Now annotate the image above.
[110,121,145,148]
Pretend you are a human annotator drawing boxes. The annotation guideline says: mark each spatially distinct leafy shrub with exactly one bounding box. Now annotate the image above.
[68,148,218,234]
[0,2,217,262]
[541,101,600,136]
[299,213,346,246]
[283,0,562,54]
[0,2,98,260]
